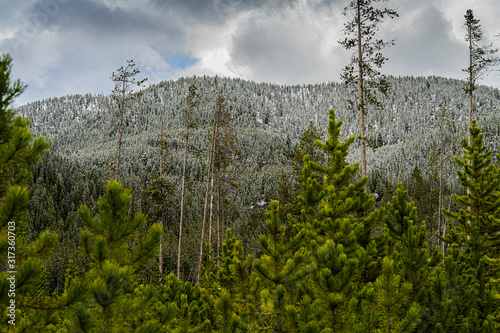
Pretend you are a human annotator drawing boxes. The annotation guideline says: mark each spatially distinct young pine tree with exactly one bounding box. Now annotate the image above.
[371,257,421,332]
[215,229,258,326]
[73,180,164,332]
[290,109,385,331]
[385,184,442,302]
[253,201,308,332]
[0,54,67,330]
[442,121,500,330]
[443,120,500,261]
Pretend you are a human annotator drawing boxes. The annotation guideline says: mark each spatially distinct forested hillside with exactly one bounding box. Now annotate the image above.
[19,74,500,287]
[1,46,500,331]
[22,75,500,180]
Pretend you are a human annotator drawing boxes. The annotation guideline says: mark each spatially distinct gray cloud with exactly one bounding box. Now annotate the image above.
[0,0,498,105]
[149,0,276,24]
[229,11,341,84]
[23,0,186,49]
[383,5,467,79]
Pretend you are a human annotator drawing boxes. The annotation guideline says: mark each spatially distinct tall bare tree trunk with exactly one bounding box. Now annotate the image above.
[439,129,444,254]
[222,168,227,244]
[467,29,473,221]
[159,131,164,282]
[468,31,473,145]
[115,87,125,180]
[177,120,189,280]
[197,123,218,283]
[216,176,221,259]
[208,167,215,249]
[357,2,367,191]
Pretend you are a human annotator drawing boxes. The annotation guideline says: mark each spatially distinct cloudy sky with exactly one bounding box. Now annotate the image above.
[2,0,499,105]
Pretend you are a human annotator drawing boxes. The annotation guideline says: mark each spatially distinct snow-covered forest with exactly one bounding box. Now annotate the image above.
[2,1,500,332]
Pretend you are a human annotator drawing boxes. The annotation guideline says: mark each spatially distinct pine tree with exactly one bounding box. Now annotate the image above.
[213,91,237,253]
[372,257,421,332]
[339,0,398,183]
[435,108,457,254]
[385,184,442,303]
[253,201,308,332]
[213,289,245,332]
[463,9,499,144]
[109,60,147,180]
[423,265,457,332]
[384,184,445,332]
[74,180,163,331]
[290,109,385,331]
[307,109,384,259]
[215,229,257,325]
[0,54,63,330]
[443,120,500,259]
[144,172,176,282]
[278,122,326,230]
[442,121,500,330]
[198,90,234,283]
[293,122,326,185]
[156,273,212,332]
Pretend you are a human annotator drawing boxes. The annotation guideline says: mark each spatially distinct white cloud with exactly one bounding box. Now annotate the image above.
[1,0,499,105]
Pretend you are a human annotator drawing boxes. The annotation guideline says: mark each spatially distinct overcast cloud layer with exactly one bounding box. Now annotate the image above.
[1,0,499,105]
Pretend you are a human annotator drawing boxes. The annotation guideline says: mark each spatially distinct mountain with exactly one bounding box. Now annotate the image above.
[20,75,500,286]
[22,74,500,186]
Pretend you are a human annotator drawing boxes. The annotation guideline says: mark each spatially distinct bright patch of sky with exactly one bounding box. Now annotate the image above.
[161,54,198,70]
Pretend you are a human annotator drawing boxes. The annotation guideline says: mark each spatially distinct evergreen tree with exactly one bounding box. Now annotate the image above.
[339,0,398,183]
[198,90,236,283]
[442,121,500,330]
[307,109,384,259]
[144,172,176,282]
[463,9,499,144]
[371,257,421,332]
[0,54,66,330]
[215,229,258,326]
[156,273,212,332]
[385,184,442,302]
[384,184,443,332]
[253,200,308,332]
[109,60,147,180]
[443,120,500,260]
[423,264,458,332]
[290,109,384,331]
[73,180,164,331]
[279,122,326,226]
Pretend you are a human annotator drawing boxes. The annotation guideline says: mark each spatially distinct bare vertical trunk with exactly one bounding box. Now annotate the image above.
[115,88,125,180]
[468,31,473,145]
[159,217,164,279]
[357,2,367,191]
[222,168,227,244]
[115,118,123,180]
[444,183,453,249]
[439,129,444,255]
[197,123,218,284]
[177,120,189,280]
[159,132,164,282]
[217,176,221,260]
[208,167,215,249]
[467,29,473,223]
